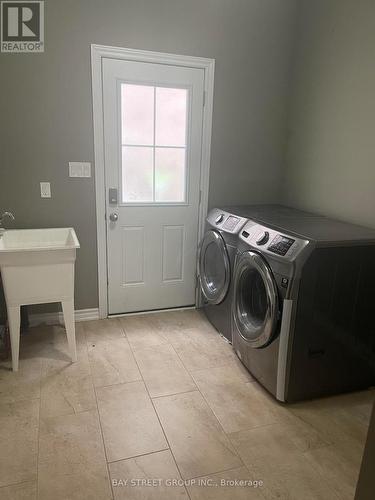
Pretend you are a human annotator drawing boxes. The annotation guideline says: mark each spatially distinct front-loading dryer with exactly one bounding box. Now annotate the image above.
[232,221,310,401]
[232,212,375,402]
[197,208,248,342]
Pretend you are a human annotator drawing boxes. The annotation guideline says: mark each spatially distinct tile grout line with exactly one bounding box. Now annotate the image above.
[84,314,370,494]
[135,312,250,472]
[124,311,247,475]
[90,377,142,391]
[185,463,252,482]
[106,447,170,465]
[2,316,371,498]
[119,317,193,500]
[286,405,359,449]
[83,321,115,500]
[0,478,38,491]
[170,330,310,439]
[235,462,268,500]
[168,339,247,467]
[151,388,198,400]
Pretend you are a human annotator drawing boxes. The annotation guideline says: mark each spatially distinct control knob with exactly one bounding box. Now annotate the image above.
[256,231,270,245]
[215,214,225,225]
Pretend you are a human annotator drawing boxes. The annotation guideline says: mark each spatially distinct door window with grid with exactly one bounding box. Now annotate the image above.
[120,83,188,204]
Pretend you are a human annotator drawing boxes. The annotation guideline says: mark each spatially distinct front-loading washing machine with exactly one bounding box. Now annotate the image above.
[197,208,248,342]
[232,209,375,402]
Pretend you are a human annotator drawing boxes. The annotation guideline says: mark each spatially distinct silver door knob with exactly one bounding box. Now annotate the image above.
[109,213,118,222]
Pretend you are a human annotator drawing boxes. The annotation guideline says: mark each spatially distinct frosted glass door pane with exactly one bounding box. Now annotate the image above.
[120,83,188,204]
[122,147,153,202]
[121,84,154,145]
[155,148,186,202]
[155,88,187,146]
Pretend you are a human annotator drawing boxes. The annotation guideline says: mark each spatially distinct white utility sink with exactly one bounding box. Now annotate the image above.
[0,228,80,371]
[0,227,80,253]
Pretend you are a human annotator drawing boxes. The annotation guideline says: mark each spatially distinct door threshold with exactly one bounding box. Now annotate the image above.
[109,305,196,318]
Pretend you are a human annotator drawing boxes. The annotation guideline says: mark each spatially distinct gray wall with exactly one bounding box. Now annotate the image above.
[283,0,375,229]
[0,0,297,315]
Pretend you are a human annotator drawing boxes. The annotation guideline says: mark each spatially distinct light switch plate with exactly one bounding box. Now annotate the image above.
[69,162,91,178]
[40,182,51,198]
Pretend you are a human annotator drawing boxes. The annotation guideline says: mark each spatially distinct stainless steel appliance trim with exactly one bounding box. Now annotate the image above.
[276,299,293,402]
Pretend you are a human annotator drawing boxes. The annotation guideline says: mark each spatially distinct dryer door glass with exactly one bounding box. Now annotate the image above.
[198,230,230,304]
[234,251,279,347]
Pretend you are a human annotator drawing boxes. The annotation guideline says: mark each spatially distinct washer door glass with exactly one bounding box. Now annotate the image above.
[234,251,279,348]
[198,230,230,304]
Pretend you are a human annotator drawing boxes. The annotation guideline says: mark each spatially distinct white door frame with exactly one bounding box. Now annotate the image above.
[91,44,215,319]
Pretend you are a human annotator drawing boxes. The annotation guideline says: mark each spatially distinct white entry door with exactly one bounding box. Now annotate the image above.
[102,58,205,314]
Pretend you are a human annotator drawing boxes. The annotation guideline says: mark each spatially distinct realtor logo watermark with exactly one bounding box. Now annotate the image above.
[1,1,44,52]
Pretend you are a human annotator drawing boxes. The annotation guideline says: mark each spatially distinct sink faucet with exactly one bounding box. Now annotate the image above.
[0,211,15,237]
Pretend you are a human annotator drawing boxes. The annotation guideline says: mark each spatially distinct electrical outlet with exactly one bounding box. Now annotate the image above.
[40,182,51,198]
[69,162,91,178]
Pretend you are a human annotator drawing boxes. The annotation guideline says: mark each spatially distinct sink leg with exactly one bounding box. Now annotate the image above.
[62,300,77,363]
[8,305,20,372]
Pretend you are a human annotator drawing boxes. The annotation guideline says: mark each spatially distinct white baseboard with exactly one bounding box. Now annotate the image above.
[109,305,196,318]
[29,308,100,327]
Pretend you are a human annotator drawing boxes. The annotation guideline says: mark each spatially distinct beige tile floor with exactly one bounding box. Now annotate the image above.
[0,309,373,500]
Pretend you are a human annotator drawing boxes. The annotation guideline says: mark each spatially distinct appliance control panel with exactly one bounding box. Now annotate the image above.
[268,234,295,256]
[223,215,241,231]
[206,208,248,234]
[239,221,309,260]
